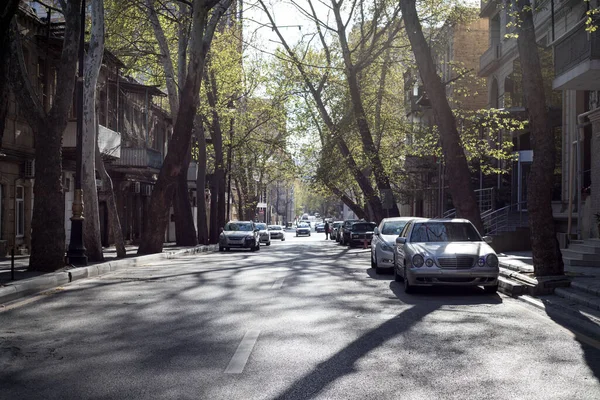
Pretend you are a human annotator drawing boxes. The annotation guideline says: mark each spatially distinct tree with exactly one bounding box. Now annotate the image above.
[82,0,106,261]
[138,0,233,254]
[512,0,564,276]
[0,0,20,150]
[257,0,406,222]
[10,2,82,271]
[400,0,483,232]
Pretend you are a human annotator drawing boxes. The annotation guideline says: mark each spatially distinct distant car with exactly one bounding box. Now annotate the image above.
[339,219,362,245]
[268,225,285,241]
[315,223,325,233]
[255,223,271,246]
[219,221,260,252]
[346,221,377,247]
[330,221,343,241]
[296,222,311,237]
[371,217,415,274]
[393,218,499,294]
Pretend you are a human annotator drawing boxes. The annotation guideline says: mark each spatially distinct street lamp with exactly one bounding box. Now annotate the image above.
[67,0,87,266]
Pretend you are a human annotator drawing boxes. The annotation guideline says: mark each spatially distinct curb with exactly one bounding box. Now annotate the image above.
[0,244,218,305]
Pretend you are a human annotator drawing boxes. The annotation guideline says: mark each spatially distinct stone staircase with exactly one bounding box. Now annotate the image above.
[562,238,600,267]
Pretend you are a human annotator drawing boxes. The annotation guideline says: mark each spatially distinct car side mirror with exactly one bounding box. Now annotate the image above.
[373,227,379,235]
[395,237,406,245]
[254,228,259,232]
[483,235,493,244]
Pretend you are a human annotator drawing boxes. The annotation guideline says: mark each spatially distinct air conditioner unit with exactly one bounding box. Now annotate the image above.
[142,184,152,196]
[131,181,140,193]
[24,160,35,178]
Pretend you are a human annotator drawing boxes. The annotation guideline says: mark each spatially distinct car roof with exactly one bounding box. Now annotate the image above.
[380,217,418,223]
[415,218,472,223]
[226,221,253,224]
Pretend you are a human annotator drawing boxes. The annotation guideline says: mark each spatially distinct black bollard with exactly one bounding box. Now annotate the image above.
[11,247,15,281]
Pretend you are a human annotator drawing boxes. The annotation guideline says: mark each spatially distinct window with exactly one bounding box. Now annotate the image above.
[16,186,24,237]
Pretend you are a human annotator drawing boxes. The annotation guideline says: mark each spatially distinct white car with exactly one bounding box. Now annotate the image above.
[255,223,271,246]
[268,225,285,241]
[371,217,415,274]
[393,218,499,294]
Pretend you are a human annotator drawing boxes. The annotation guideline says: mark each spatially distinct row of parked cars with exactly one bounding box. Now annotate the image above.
[331,217,500,294]
[218,222,286,252]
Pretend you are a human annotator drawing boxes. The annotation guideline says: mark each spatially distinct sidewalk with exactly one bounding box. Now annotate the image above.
[0,243,218,305]
[499,250,600,339]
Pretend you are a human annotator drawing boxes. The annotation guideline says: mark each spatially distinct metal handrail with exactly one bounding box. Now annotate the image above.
[482,201,528,235]
[440,187,495,218]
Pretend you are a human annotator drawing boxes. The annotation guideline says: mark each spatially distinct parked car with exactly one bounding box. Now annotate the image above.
[339,219,362,245]
[296,222,311,237]
[346,221,377,247]
[219,221,260,252]
[330,221,343,241]
[315,223,325,233]
[371,217,415,274]
[255,223,271,246]
[268,225,285,241]
[393,218,499,294]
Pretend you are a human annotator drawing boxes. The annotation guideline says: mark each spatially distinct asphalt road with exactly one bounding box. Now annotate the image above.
[1,230,600,400]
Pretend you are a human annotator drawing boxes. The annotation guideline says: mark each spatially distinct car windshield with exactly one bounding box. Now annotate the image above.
[298,223,309,228]
[224,222,253,232]
[268,225,281,230]
[352,223,376,231]
[410,222,481,243]
[333,222,342,228]
[381,221,408,235]
[256,223,267,230]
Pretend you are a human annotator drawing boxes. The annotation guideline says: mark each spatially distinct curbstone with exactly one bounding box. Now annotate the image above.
[0,244,219,306]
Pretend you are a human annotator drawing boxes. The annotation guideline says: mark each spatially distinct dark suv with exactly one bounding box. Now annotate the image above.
[346,221,377,247]
[339,219,362,245]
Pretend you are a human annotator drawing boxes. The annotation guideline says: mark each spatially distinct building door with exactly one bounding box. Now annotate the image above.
[517,150,533,211]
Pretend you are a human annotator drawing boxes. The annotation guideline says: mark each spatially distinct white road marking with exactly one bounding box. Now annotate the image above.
[271,276,286,289]
[224,330,261,374]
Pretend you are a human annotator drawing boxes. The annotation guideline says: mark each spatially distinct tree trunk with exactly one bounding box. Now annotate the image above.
[234,176,244,220]
[174,147,198,245]
[95,145,126,258]
[82,0,105,261]
[331,3,400,219]
[514,0,564,276]
[138,0,232,255]
[9,2,82,271]
[0,0,20,149]
[401,0,483,232]
[327,183,367,220]
[196,127,209,244]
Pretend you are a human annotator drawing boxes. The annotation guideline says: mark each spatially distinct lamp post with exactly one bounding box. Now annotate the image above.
[67,0,87,265]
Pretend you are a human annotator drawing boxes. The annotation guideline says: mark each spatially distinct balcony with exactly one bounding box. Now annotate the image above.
[63,123,121,159]
[113,148,163,170]
[553,21,600,90]
[479,40,501,77]
[480,0,500,18]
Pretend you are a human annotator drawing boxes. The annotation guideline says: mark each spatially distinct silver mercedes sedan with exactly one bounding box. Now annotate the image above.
[393,218,499,293]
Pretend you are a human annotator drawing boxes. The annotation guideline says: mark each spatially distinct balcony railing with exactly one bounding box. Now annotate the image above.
[113,148,163,169]
[554,22,600,77]
[479,40,501,76]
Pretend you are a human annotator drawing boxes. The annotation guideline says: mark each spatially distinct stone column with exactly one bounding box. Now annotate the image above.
[588,109,600,238]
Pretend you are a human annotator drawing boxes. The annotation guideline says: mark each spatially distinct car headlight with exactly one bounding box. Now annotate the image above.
[412,254,424,268]
[425,258,434,267]
[486,254,499,268]
[245,235,254,241]
[380,243,392,252]
[477,257,486,267]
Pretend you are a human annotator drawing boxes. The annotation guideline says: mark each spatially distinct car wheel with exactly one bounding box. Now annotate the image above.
[225,247,230,252]
[266,241,271,246]
[309,233,311,236]
[370,250,376,269]
[484,284,498,294]
[403,263,414,293]
[219,246,224,252]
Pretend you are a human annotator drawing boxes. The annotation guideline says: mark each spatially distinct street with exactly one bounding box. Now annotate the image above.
[1,230,599,400]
